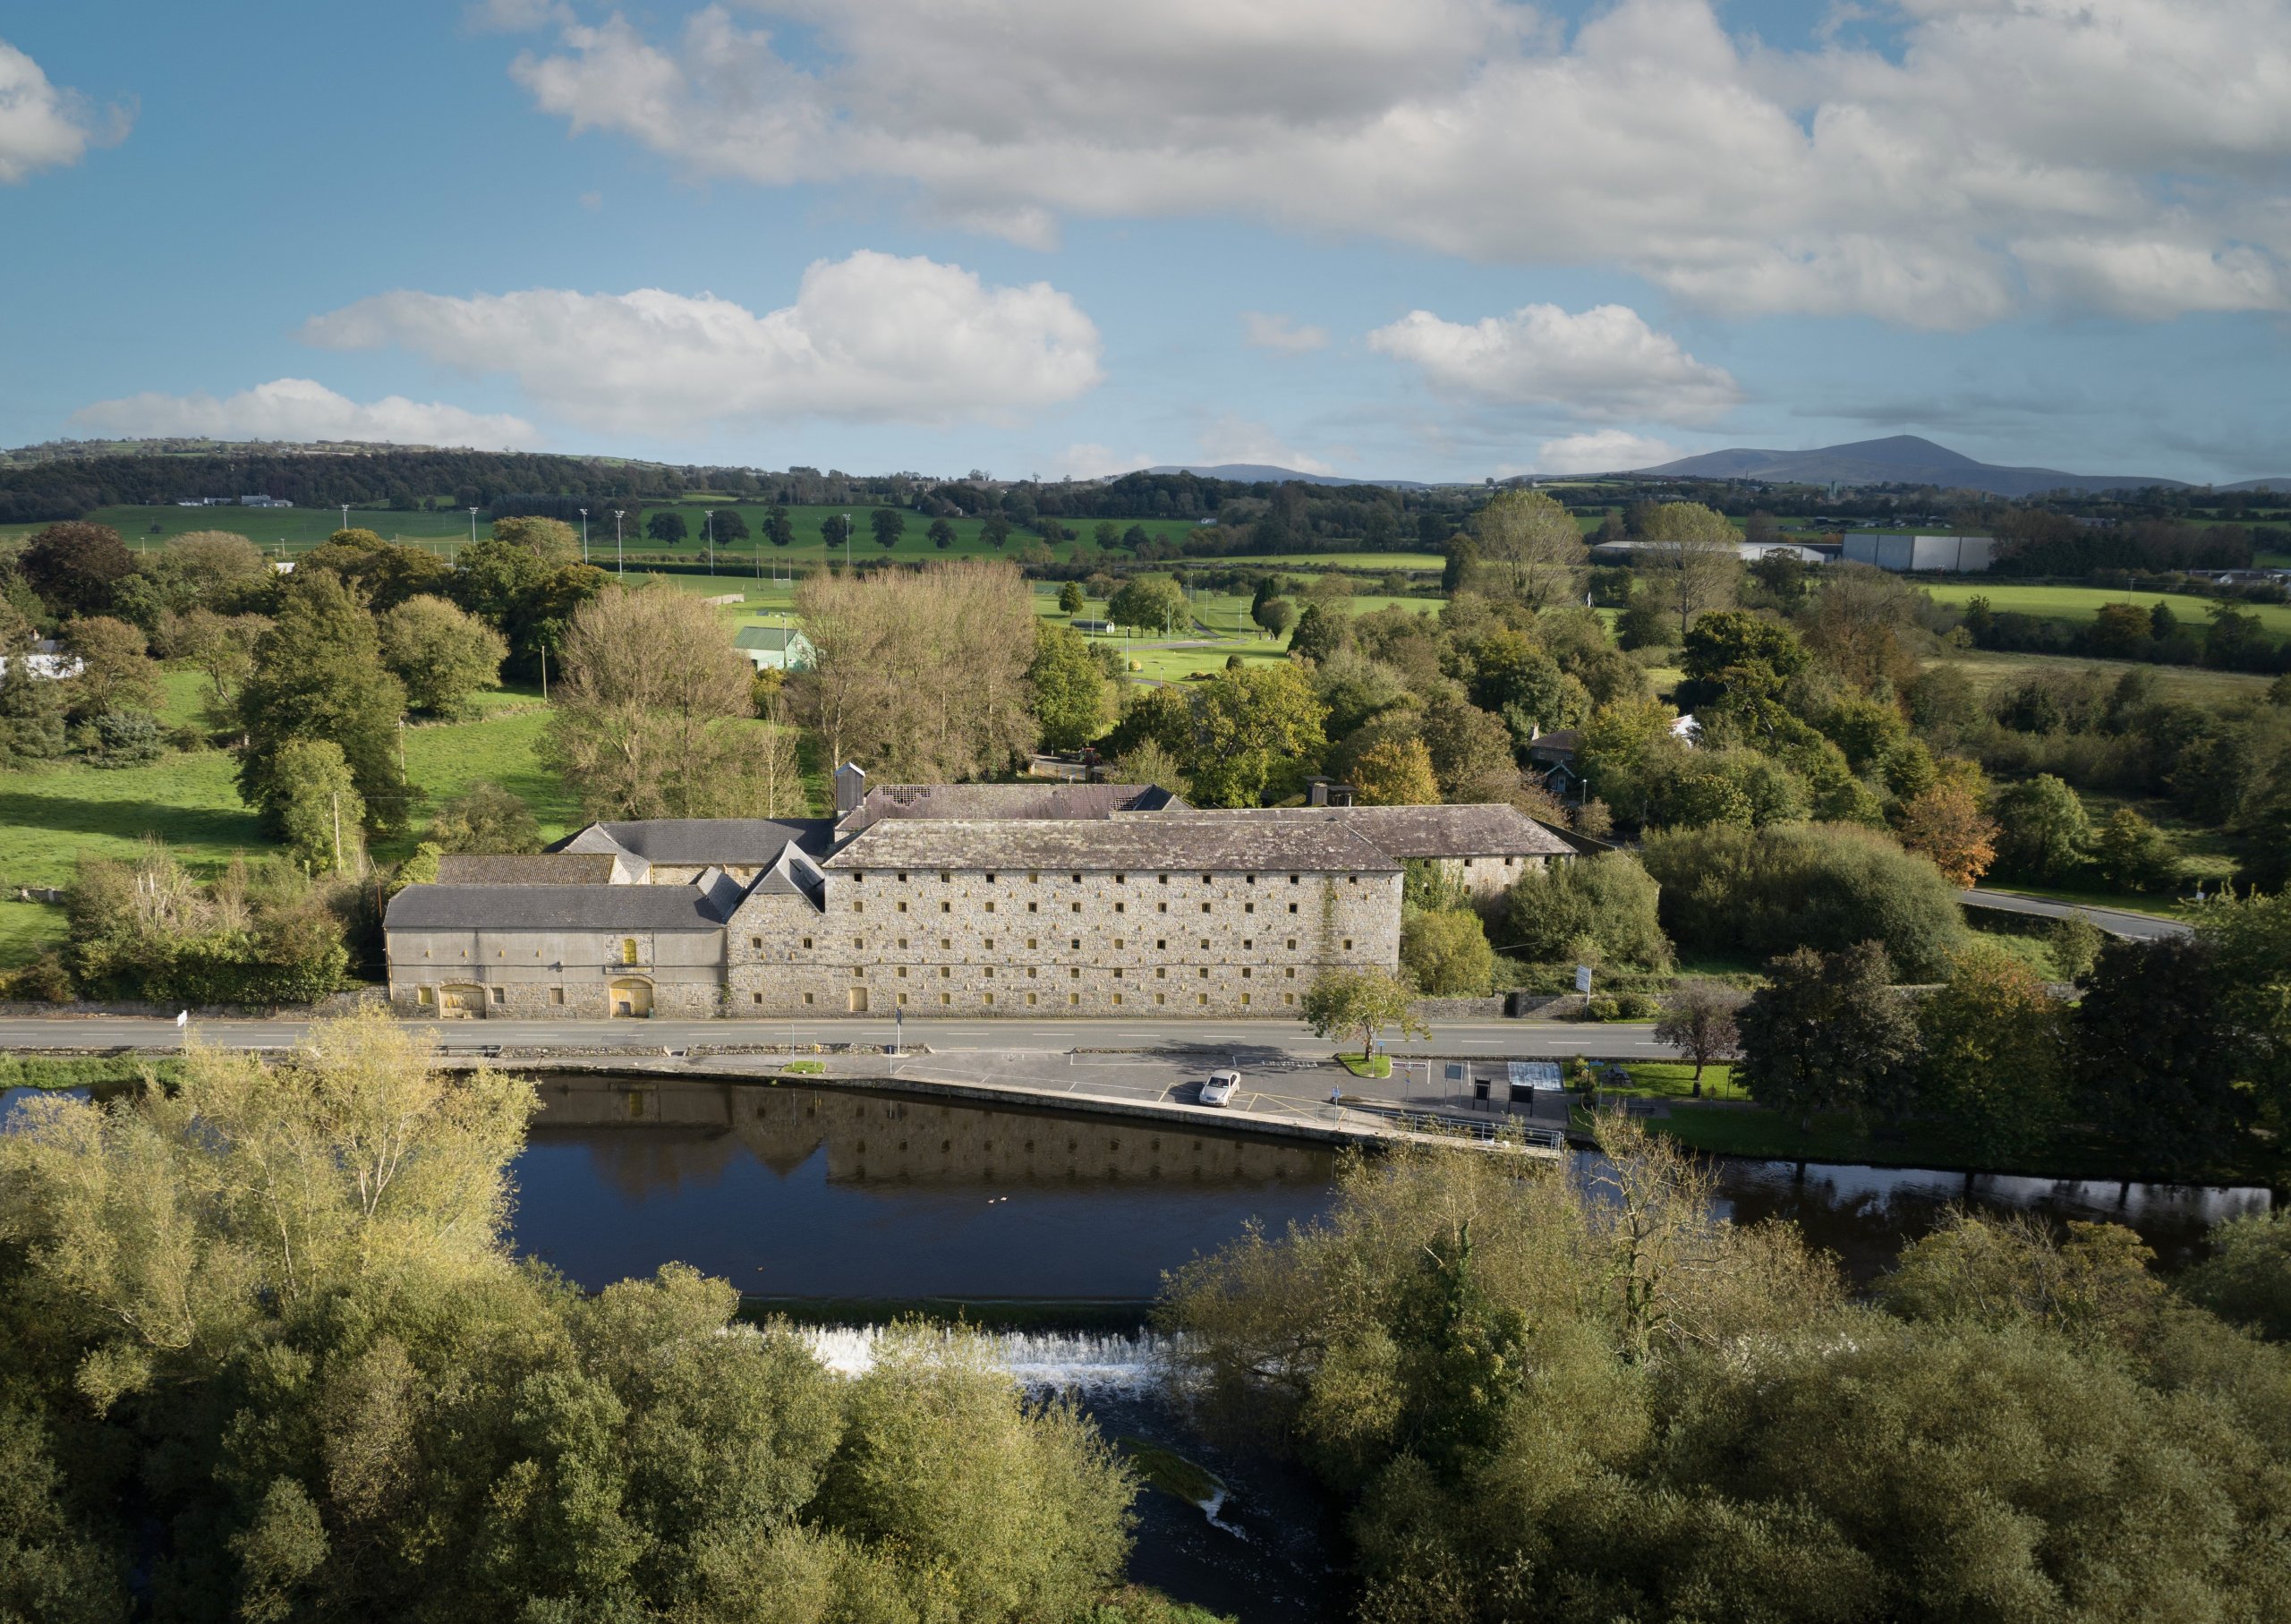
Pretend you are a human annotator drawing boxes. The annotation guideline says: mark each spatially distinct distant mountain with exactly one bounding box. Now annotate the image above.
[2220,476,2291,493]
[1143,463,1430,489]
[1633,435,2190,497]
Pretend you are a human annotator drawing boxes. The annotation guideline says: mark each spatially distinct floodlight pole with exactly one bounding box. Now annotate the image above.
[339,502,349,533]
[704,509,715,575]
[579,507,588,563]
[466,506,479,546]
[612,510,625,578]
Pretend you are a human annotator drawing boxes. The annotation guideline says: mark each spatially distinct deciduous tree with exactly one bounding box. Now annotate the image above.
[1653,979,1743,1090]
[1475,488,1586,608]
[1737,941,1921,1128]
[377,594,506,718]
[273,737,366,873]
[1186,661,1328,807]
[18,521,135,617]
[60,614,160,718]
[1351,735,1439,806]
[1302,967,1428,1059]
[1897,779,1998,887]
[1634,502,1740,639]
[1028,619,1106,752]
[238,570,411,834]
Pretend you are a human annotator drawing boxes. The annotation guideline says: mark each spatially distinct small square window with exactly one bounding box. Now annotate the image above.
[749,935,762,948]
[941,937,951,949]
[985,872,996,884]
[1286,938,1297,949]
[940,871,951,882]
[1069,993,1080,1006]
[1198,967,1209,979]
[1242,939,1253,950]
[941,901,952,913]
[490,986,506,1004]
[1288,903,1299,914]
[1157,901,1168,914]
[1028,900,1038,913]
[1156,967,1167,979]
[1112,993,1123,1006]
[1070,938,1081,949]
[899,937,908,948]
[984,967,994,978]
[1241,968,1252,980]
[1200,902,1211,914]
[898,992,908,1005]
[898,872,908,881]
[802,935,813,948]
[1115,873,1126,884]
[549,986,565,1006]
[752,991,762,1004]
[898,900,909,913]
[1245,902,1256,914]
[1343,938,1354,950]
[417,986,434,1004]
[803,992,814,1005]
[1115,901,1127,914]
[853,901,864,914]
[940,966,952,978]
[1197,993,1208,1006]
[1286,967,1297,980]
[1027,991,1038,1005]
[1198,938,1210,949]
[1027,966,1037,978]
[1241,993,1252,1007]
[984,992,994,1005]
[1158,873,1169,884]
[984,900,995,913]
[853,936,864,948]
[1070,967,1082,980]
[1027,937,1038,948]
[984,938,994,950]
[1028,871,1039,882]
[1112,968,1123,980]
[896,966,907,978]
[1284,992,1296,1006]
[941,992,952,1004]
[1071,872,1082,883]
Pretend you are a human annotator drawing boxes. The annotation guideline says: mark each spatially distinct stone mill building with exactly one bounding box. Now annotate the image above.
[383,765,1574,1019]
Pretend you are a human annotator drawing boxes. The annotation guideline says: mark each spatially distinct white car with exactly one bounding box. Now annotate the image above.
[1199,1069,1240,1108]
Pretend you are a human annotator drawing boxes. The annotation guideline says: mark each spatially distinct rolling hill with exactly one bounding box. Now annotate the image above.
[1633,435,2191,497]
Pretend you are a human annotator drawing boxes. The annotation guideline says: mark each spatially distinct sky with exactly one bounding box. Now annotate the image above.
[1,0,2287,486]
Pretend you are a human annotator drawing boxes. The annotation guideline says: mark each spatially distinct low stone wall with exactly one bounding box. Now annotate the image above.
[0,987,386,1021]
[1412,996,1508,1019]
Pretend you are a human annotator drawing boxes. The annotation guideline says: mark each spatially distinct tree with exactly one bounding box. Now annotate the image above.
[645,509,688,544]
[870,506,906,549]
[450,538,606,680]
[1057,580,1085,616]
[1916,942,2066,1159]
[1302,967,1428,1059]
[1475,489,1586,608]
[1640,821,1970,980]
[1286,600,1348,662]
[273,737,367,873]
[981,513,1011,548]
[18,521,135,617]
[790,561,1038,783]
[0,635,66,766]
[929,516,958,550]
[1028,619,1106,752]
[1635,502,1740,639]
[1108,574,1187,635]
[299,529,455,610]
[1180,662,1328,807]
[1400,907,1495,996]
[765,505,796,547]
[1992,773,2091,880]
[547,581,773,819]
[1896,780,1998,888]
[712,508,750,543]
[2075,934,2247,1171]
[2181,1212,2291,1341]
[1352,736,1439,805]
[2091,806,2181,892]
[426,781,543,854]
[1254,596,1296,639]
[1504,853,1673,969]
[1653,980,1743,1091]
[1110,738,1189,797]
[1441,537,1478,594]
[238,569,411,834]
[1737,941,1921,1127]
[377,595,506,718]
[1750,548,1810,612]
[1418,690,1517,803]
[487,514,582,564]
[60,614,160,718]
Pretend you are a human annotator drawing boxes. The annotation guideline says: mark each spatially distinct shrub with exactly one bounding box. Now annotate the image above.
[1400,907,1495,997]
[87,707,166,768]
[1641,821,1969,980]
[1504,854,1673,971]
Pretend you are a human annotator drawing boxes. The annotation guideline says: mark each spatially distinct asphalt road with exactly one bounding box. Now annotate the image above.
[1959,889,2190,941]
[0,1014,1674,1060]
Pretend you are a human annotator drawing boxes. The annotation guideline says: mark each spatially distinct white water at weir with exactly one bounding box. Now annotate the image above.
[798,1325,1179,1392]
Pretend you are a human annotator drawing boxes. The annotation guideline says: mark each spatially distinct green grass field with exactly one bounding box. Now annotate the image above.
[1923,648,2274,704]
[1922,582,2291,637]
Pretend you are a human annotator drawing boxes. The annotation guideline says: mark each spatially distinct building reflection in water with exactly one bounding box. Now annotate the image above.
[528,1076,1333,1197]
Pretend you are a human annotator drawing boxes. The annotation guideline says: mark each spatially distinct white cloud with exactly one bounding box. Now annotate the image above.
[1242,311,1329,354]
[72,378,541,448]
[1368,302,1741,422]
[1197,415,1337,477]
[303,251,1103,435]
[502,0,2291,327]
[0,38,127,184]
[464,0,568,33]
[1529,430,1682,476]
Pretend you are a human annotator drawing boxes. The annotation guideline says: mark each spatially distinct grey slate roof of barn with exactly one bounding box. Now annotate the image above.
[434,854,621,885]
[836,782,1185,833]
[385,883,731,932]
[822,816,1398,873]
[554,818,836,865]
[1163,803,1575,860]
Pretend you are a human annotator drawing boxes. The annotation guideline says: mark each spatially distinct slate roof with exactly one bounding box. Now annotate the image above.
[385,884,731,932]
[1165,803,1575,860]
[837,782,1184,832]
[555,818,836,865]
[434,854,621,885]
[734,625,812,651]
[822,817,1398,873]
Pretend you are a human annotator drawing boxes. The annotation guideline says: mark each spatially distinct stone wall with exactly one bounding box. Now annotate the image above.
[385,925,724,1020]
[728,863,1400,1018]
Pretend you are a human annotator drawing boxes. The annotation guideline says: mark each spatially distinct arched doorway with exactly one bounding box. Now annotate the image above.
[609,978,654,1018]
[439,984,485,1019]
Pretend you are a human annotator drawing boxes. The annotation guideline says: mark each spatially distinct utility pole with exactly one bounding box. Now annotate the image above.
[466,506,479,548]
[579,507,588,563]
[703,509,715,575]
[339,502,350,534]
[612,510,625,578]
[330,790,343,872]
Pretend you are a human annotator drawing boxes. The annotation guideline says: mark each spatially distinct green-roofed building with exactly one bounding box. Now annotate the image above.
[734,623,817,672]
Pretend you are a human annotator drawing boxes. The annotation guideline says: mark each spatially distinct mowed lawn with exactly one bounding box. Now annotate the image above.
[1921,582,2291,638]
